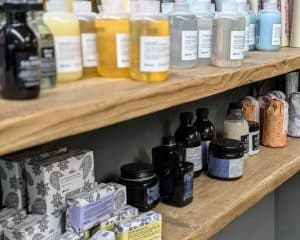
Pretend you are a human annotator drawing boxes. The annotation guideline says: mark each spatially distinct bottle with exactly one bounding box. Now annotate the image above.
[64,0,73,12]
[256,1,282,51]
[175,112,202,177]
[28,2,56,89]
[224,103,249,159]
[130,0,170,82]
[161,0,174,14]
[247,4,256,51]
[0,1,5,29]
[169,0,198,68]
[0,1,40,100]
[95,0,130,78]
[194,108,216,171]
[236,0,250,55]
[190,0,213,65]
[152,136,194,207]
[73,0,98,78]
[44,0,83,82]
[211,2,245,68]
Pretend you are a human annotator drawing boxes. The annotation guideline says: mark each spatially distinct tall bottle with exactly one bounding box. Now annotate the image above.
[28,2,56,89]
[175,112,202,177]
[0,1,40,99]
[44,0,82,82]
[247,4,256,51]
[95,0,130,78]
[194,108,216,170]
[130,0,170,82]
[236,0,250,56]
[169,0,197,68]
[190,0,213,65]
[73,0,98,78]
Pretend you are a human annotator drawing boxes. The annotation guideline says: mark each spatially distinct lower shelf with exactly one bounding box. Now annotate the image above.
[155,138,300,240]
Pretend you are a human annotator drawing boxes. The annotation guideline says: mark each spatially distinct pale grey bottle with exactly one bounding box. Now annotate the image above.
[168,0,198,68]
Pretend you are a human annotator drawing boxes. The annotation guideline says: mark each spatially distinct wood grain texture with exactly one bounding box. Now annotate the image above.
[156,138,300,240]
[0,48,299,155]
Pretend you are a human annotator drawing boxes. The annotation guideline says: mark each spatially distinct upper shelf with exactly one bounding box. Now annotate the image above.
[0,47,299,156]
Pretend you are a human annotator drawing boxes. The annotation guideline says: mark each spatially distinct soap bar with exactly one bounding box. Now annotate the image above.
[25,149,95,215]
[90,231,115,240]
[66,183,115,236]
[55,232,80,240]
[107,182,127,210]
[116,211,162,240]
[241,96,260,123]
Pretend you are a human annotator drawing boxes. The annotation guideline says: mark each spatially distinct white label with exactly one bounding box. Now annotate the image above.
[81,33,97,68]
[161,3,174,14]
[55,36,82,73]
[116,33,130,68]
[181,31,198,61]
[185,146,202,171]
[249,24,256,45]
[230,31,245,60]
[244,26,249,51]
[198,30,213,59]
[140,36,170,72]
[272,24,281,46]
[229,158,244,178]
[59,170,84,195]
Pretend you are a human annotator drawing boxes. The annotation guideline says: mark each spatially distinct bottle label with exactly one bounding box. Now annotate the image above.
[146,183,160,205]
[81,33,97,68]
[230,31,245,60]
[249,24,256,45]
[116,33,130,68]
[41,47,56,78]
[140,36,170,72]
[161,3,174,14]
[181,31,198,61]
[185,146,203,171]
[244,26,249,51]
[183,172,193,201]
[252,133,260,151]
[198,30,213,59]
[209,157,244,179]
[202,141,211,168]
[272,24,282,46]
[55,36,82,73]
[241,134,249,154]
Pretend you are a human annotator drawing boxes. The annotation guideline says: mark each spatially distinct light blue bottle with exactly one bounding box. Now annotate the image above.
[247,4,256,50]
[256,2,282,51]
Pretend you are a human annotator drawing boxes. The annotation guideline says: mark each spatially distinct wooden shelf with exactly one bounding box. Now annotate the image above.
[0,48,299,156]
[156,138,300,240]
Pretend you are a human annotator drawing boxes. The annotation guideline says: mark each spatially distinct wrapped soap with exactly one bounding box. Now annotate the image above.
[241,96,260,122]
[66,183,115,237]
[269,91,286,100]
[116,211,162,240]
[90,231,115,240]
[107,182,127,210]
[25,149,95,215]
[288,92,300,137]
[55,232,80,240]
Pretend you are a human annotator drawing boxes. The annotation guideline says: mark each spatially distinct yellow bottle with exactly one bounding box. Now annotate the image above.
[130,0,170,82]
[95,0,130,78]
[44,0,83,82]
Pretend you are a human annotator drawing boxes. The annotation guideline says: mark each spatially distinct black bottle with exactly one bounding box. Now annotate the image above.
[0,1,40,100]
[152,136,194,207]
[194,108,217,170]
[175,112,202,177]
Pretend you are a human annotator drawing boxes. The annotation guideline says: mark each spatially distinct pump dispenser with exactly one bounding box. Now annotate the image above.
[95,0,130,78]
[44,0,82,82]
[169,0,197,68]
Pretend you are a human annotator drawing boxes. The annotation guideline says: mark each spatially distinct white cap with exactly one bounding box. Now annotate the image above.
[140,0,160,14]
[73,0,92,13]
[263,1,277,9]
[102,0,123,13]
[222,1,238,12]
[190,0,211,13]
[46,0,67,11]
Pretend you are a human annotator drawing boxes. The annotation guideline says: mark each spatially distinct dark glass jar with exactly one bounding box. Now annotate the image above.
[194,108,217,170]
[152,136,194,207]
[120,163,160,212]
[175,112,202,177]
[208,139,245,180]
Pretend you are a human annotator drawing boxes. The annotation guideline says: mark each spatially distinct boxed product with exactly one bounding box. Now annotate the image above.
[66,183,115,236]
[90,231,115,240]
[25,149,95,215]
[55,232,80,240]
[115,211,162,240]
[107,182,127,210]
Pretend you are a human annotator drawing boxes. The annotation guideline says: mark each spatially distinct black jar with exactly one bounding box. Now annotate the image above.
[120,163,160,212]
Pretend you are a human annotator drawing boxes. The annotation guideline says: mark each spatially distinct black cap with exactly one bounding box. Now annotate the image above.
[4,0,28,11]
[120,163,155,180]
[162,136,176,146]
[196,108,209,117]
[248,121,260,132]
[180,112,194,123]
[229,102,243,110]
[27,3,43,11]
[210,138,244,159]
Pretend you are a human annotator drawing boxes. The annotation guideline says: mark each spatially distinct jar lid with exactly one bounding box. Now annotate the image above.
[229,102,242,110]
[121,163,155,180]
[248,121,260,132]
[210,138,244,159]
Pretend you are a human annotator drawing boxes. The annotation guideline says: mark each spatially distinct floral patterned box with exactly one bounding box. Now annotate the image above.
[116,211,162,240]
[107,183,127,210]
[90,230,115,240]
[25,149,95,215]
[55,231,80,240]
[66,183,115,237]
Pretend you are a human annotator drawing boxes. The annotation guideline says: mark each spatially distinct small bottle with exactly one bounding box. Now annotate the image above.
[224,103,249,159]
[0,1,40,100]
[247,4,256,51]
[175,112,202,177]
[194,108,216,171]
[190,0,213,65]
[169,0,198,68]
[73,0,98,78]
[236,0,250,55]
[161,0,174,14]
[28,2,56,89]
[44,0,83,82]
[211,2,246,68]
[130,0,170,82]
[95,0,130,78]
[256,1,281,51]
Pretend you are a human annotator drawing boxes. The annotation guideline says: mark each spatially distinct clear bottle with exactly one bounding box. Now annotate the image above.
[95,0,130,78]
[247,4,256,51]
[73,0,98,78]
[236,0,250,56]
[190,0,213,65]
[169,0,198,68]
[130,0,170,82]
[224,103,249,159]
[211,2,245,68]
[28,3,56,89]
[44,0,83,82]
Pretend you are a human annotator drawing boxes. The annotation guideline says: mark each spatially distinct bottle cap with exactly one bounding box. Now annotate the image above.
[4,0,28,11]
[196,108,209,117]
[46,0,67,12]
[174,0,189,11]
[73,0,92,13]
[229,102,242,110]
[263,1,277,10]
[128,0,140,14]
[222,1,238,12]
[190,0,211,13]
[140,0,160,14]
[102,0,123,13]
[180,112,194,123]
[27,2,44,11]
